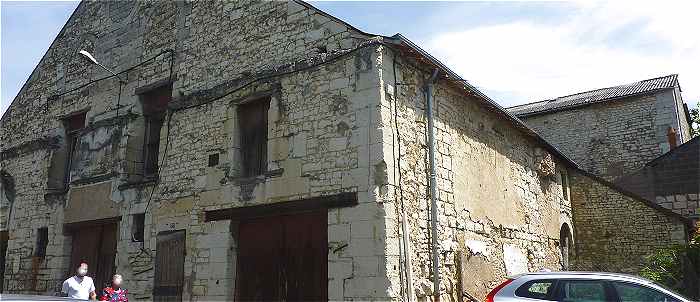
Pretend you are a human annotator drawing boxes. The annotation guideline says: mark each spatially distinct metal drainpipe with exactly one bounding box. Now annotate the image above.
[392,51,414,302]
[425,68,441,301]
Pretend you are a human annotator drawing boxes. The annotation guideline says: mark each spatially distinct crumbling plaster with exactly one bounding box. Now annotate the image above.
[0,1,689,301]
[379,49,574,301]
[0,1,395,300]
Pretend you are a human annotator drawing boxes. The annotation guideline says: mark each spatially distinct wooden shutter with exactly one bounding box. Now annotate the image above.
[0,231,8,293]
[47,112,86,189]
[95,224,117,289]
[236,210,327,301]
[144,116,164,176]
[154,230,185,302]
[238,99,269,177]
[141,86,171,177]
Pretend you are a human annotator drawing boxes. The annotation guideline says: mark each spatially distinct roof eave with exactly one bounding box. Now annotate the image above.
[387,34,582,170]
[513,86,677,118]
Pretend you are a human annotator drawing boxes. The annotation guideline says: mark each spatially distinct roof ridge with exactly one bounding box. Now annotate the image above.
[553,74,677,101]
[509,74,679,116]
[506,99,550,109]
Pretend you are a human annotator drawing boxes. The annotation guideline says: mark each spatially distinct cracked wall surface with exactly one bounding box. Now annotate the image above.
[380,49,574,301]
[0,1,395,300]
[0,1,691,301]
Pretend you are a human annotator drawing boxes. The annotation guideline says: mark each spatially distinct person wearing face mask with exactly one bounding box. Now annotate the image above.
[98,274,128,302]
[61,262,96,300]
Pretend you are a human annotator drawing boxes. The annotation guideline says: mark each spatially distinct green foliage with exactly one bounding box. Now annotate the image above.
[640,232,700,298]
[640,245,684,287]
[690,102,700,137]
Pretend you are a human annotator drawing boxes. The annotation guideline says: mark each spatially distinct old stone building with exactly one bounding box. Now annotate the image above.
[508,75,693,181]
[0,1,692,301]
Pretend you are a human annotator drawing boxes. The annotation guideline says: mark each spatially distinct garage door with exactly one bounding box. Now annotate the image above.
[236,210,327,301]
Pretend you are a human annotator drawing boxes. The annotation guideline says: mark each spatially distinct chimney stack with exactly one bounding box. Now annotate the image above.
[667,127,678,149]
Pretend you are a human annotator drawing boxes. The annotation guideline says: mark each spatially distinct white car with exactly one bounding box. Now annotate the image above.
[486,271,695,302]
[0,294,81,301]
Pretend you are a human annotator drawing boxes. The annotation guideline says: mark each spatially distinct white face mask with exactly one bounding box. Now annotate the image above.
[77,268,88,276]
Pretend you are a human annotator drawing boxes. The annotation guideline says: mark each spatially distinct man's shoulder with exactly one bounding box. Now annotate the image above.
[84,276,95,282]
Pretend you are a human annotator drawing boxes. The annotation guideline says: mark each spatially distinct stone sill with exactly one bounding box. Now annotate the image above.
[118,176,158,190]
[70,173,116,186]
[45,187,69,196]
[230,168,284,185]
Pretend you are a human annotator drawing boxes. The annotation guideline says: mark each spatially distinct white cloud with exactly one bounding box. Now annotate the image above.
[425,1,700,107]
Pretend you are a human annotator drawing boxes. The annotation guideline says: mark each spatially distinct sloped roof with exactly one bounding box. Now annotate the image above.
[508,74,679,117]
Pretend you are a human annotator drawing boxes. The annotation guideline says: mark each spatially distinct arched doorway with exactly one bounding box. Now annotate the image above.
[560,223,573,270]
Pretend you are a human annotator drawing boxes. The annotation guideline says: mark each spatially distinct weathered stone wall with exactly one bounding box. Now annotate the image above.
[569,171,689,273]
[2,1,691,301]
[0,170,14,231]
[382,49,574,301]
[520,92,686,181]
[1,1,397,300]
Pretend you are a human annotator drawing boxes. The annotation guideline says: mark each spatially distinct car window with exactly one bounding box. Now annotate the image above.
[612,282,680,302]
[515,279,556,300]
[559,280,609,302]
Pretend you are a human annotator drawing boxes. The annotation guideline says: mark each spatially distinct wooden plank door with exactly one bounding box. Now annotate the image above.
[95,223,117,289]
[0,231,8,293]
[236,210,328,301]
[154,230,185,302]
[69,223,117,290]
[281,212,328,301]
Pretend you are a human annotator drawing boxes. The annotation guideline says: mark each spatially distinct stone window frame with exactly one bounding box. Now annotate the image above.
[131,213,146,242]
[34,227,49,258]
[127,80,173,184]
[227,89,283,182]
[140,88,171,178]
[59,109,88,188]
[237,97,271,178]
[560,170,570,201]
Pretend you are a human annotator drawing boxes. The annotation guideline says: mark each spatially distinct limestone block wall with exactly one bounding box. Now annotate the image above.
[520,92,684,181]
[569,172,689,273]
[381,49,574,301]
[0,0,398,300]
[0,150,71,294]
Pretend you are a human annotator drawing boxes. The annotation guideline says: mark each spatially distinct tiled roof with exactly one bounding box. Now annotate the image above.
[508,74,679,117]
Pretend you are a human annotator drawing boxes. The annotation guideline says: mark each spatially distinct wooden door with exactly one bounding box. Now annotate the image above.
[154,230,185,302]
[69,223,117,290]
[95,224,117,289]
[236,210,327,301]
[0,231,8,293]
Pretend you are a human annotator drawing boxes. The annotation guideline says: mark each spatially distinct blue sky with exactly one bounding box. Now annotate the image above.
[2,1,699,117]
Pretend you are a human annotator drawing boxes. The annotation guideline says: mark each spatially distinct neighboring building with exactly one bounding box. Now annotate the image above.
[615,137,700,222]
[0,1,691,301]
[508,75,693,181]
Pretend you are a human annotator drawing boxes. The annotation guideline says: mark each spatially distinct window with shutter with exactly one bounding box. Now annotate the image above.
[140,86,171,177]
[238,99,270,177]
[61,112,86,186]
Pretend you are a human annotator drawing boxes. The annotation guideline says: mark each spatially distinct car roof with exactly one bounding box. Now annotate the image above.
[0,294,80,301]
[513,271,654,284]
